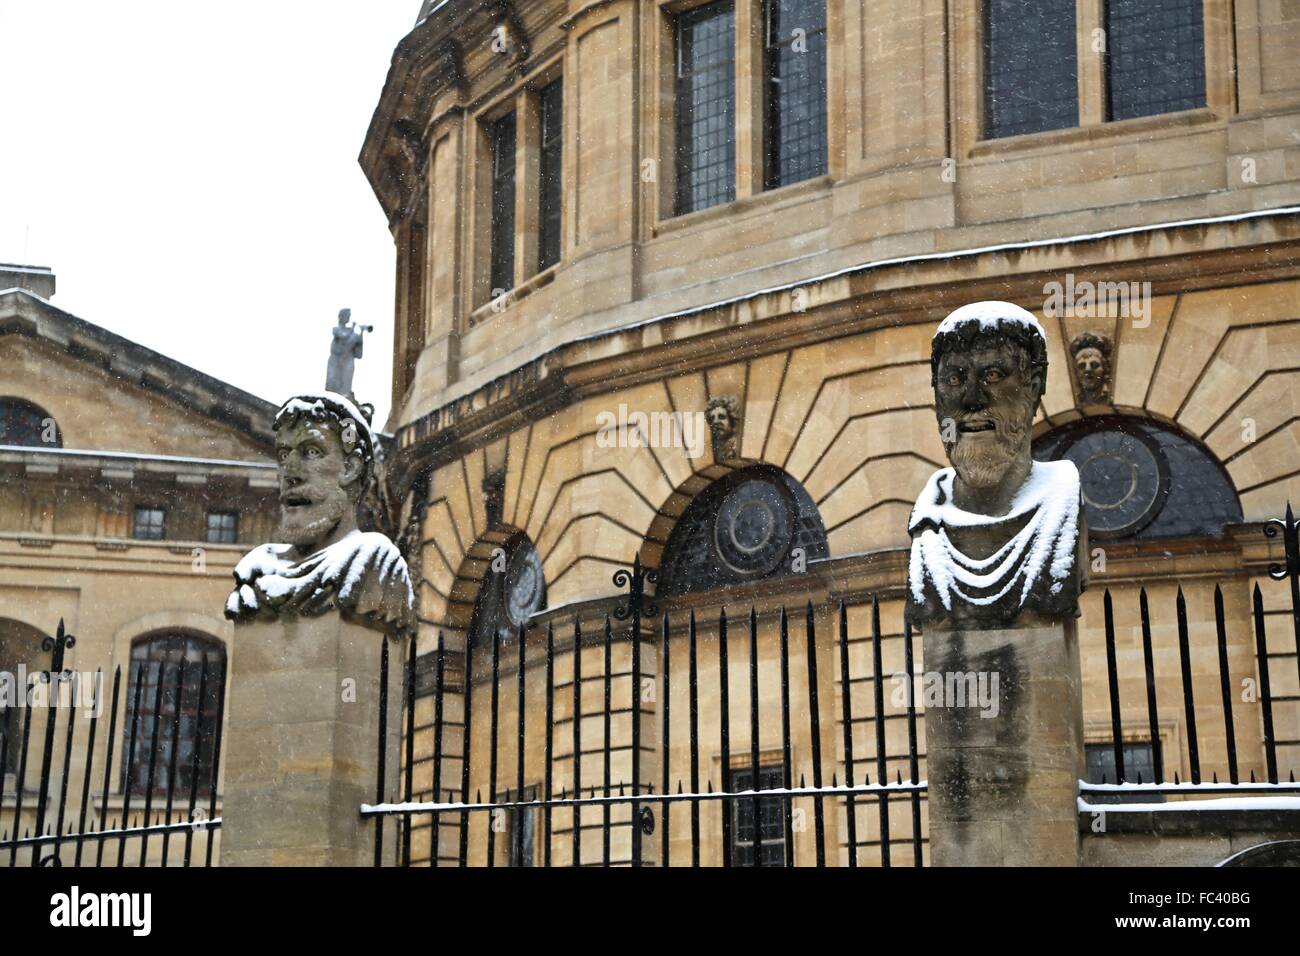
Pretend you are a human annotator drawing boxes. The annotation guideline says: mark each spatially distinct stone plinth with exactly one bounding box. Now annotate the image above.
[923,618,1083,867]
[220,614,405,866]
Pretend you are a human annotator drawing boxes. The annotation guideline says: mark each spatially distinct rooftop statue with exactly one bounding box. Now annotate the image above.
[225,392,413,635]
[325,308,372,397]
[906,302,1086,629]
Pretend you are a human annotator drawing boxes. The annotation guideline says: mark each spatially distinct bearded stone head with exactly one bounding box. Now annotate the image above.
[931,302,1048,499]
[1070,332,1112,404]
[273,394,375,557]
[706,396,738,439]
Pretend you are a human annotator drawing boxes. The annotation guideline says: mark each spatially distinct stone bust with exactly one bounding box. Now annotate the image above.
[906,302,1086,629]
[706,395,740,460]
[225,393,414,634]
[1070,331,1113,405]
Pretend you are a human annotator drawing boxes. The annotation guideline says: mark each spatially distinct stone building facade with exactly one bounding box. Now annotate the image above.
[362,0,1300,865]
[0,267,277,862]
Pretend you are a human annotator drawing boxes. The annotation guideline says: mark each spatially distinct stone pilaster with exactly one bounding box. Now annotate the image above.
[220,615,405,866]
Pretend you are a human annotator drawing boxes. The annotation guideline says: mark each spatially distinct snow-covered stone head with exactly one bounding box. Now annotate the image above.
[931,301,1048,492]
[273,393,377,555]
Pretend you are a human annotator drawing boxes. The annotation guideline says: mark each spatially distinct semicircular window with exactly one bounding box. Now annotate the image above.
[0,398,60,448]
[470,536,547,648]
[659,466,829,596]
[1033,416,1242,540]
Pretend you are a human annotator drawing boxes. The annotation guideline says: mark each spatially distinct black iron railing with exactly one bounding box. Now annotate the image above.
[1079,504,1300,801]
[364,556,929,867]
[0,621,224,867]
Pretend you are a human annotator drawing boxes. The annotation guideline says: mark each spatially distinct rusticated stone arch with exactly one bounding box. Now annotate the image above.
[444,525,547,648]
[641,460,830,598]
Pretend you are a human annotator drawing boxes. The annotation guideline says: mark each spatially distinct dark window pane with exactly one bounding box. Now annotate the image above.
[537,81,563,272]
[123,634,227,798]
[984,0,1078,139]
[765,0,827,188]
[132,506,166,541]
[0,702,17,774]
[0,398,60,448]
[729,765,786,866]
[1085,741,1164,802]
[206,511,238,544]
[675,0,736,215]
[489,112,517,296]
[1106,0,1205,121]
[658,466,828,597]
[508,785,537,867]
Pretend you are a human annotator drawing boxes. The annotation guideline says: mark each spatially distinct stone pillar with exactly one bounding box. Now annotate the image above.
[923,617,1084,866]
[220,614,405,866]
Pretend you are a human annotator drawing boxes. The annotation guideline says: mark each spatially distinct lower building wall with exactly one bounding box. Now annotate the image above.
[1081,809,1300,866]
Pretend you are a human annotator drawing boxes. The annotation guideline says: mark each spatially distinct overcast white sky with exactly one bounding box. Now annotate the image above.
[0,1,418,429]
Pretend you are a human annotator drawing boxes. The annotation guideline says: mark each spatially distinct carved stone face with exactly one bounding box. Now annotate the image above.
[1075,347,1106,393]
[707,403,733,438]
[275,417,362,554]
[935,345,1040,491]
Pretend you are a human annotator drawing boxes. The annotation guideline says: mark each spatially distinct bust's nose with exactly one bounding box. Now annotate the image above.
[960,380,989,412]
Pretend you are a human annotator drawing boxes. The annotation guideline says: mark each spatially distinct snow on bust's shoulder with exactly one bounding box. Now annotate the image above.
[933,301,1046,342]
[1013,458,1080,506]
[234,542,295,577]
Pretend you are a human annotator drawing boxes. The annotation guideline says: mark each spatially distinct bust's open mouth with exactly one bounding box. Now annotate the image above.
[958,419,995,433]
[282,493,314,510]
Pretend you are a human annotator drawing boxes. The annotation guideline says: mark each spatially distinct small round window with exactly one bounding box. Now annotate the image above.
[659,466,829,596]
[1033,416,1242,540]
[469,537,546,648]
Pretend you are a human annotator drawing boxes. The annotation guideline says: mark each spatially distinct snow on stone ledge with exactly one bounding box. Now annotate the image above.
[1078,796,1300,813]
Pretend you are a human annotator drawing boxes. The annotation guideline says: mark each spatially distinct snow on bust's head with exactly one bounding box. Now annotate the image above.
[933,301,1046,342]
[275,392,379,465]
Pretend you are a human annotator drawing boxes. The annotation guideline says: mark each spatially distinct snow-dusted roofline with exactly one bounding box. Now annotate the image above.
[0,444,275,470]
[0,286,279,446]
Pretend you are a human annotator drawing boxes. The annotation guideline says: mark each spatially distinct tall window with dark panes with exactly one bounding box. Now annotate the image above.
[122,634,226,797]
[983,0,1078,139]
[764,0,827,189]
[489,112,517,296]
[675,0,736,215]
[1,697,17,773]
[1105,0,1205,121]
[729,765,786,866]
[537,81,563,273]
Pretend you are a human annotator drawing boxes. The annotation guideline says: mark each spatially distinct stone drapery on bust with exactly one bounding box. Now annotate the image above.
[906,302,1086,629]
[225,392,414,635]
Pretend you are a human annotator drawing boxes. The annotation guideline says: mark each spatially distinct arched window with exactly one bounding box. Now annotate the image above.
[469,535,547,649]
[1033,415,1242,540]
[0,619,50,775]
[658,465,829,596]
[0,398,60,448]
[122,633,226,797]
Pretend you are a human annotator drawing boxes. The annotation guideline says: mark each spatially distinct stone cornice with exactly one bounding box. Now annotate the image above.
[387,209,1300,492]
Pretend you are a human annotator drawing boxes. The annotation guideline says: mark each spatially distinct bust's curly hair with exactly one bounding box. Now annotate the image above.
[1069,331,1113,360]
[930,317,1049,401]
[705,395,740,424]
